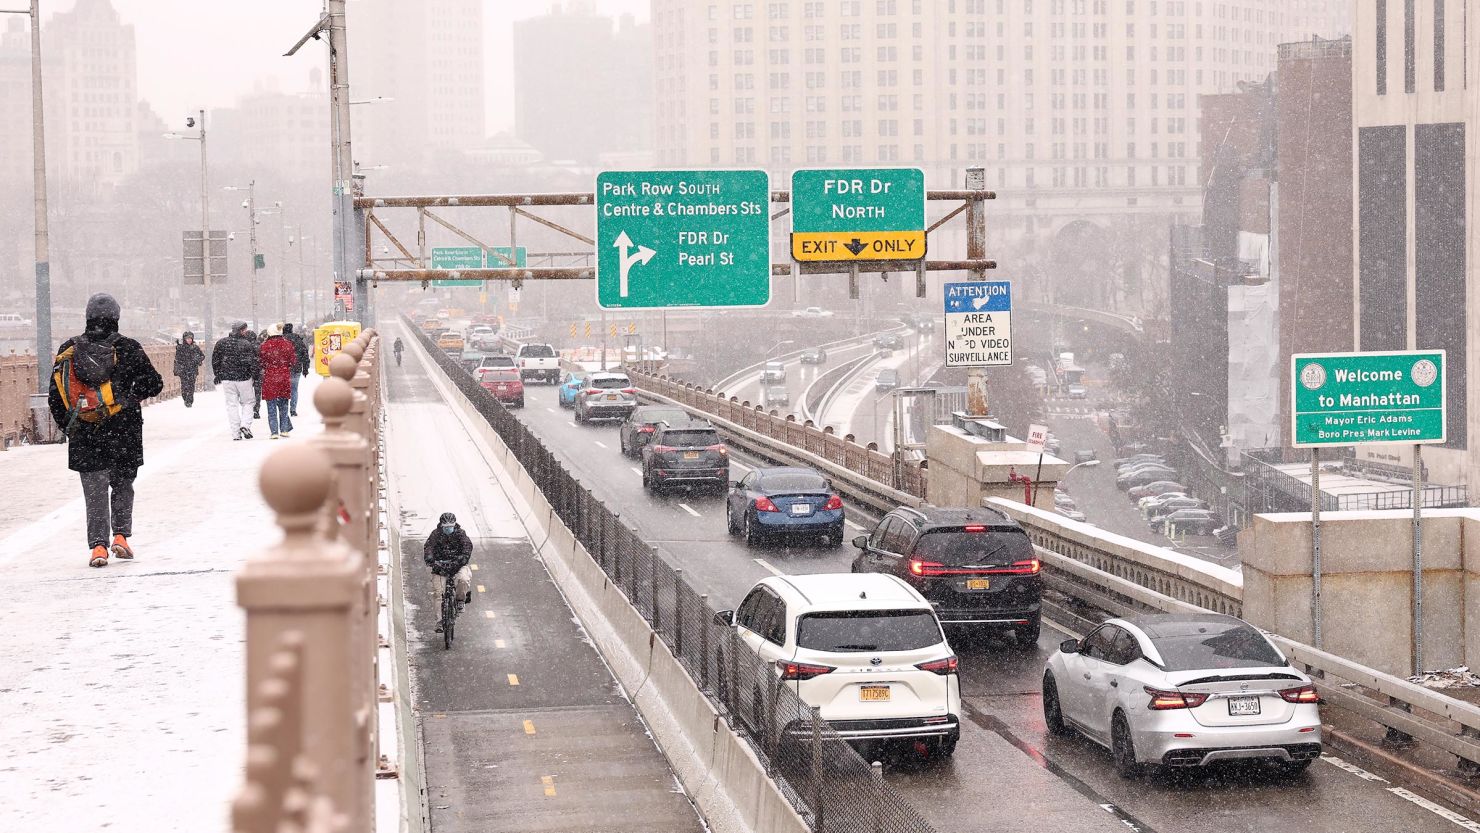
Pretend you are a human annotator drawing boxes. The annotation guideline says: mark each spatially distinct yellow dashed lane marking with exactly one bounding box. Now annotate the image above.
[523,720,537,735]
[507,673,520,686]
[542,775,556,796]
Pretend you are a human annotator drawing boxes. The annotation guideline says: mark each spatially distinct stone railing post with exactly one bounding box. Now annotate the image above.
[237,445,369,831]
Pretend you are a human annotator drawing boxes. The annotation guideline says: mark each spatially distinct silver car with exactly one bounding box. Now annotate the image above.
[1042,613,1321,777]
[574,372,638,423]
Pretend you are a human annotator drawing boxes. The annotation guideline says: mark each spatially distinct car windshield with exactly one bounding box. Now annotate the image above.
[914,528,1033,566]
[521,345,556,357]
[590,377,630,389]
[759,473,827,492]
[1151,624,1285,671]
[636,408,686,424]
[796,610,943,653]
[661,429,719,447]
[564,373,587,384]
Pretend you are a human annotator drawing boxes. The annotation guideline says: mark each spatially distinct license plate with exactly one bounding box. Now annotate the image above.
[1227,695,1261,716]
[965,578,991,590]
[684,451,700,460]
[859,686,891,702]
[604,394,619,401]
[790,503,812,516]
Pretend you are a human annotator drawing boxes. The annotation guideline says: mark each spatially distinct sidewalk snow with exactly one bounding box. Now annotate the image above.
[0,377,323,833]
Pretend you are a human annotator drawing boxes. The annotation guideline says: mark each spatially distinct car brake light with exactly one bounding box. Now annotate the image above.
[963,524,987,532]
[708,443,728,456]
[638,425,655,434]
[1144,687,1210,710]
[1279,684,1320,704]
[823,494,843,511]
[651,445,674,453]
[1008,558,1041,575]
[776,660,835,681]
[908,558,945,576]
[622,388,637,394]
[915,656,959,675]
[754,496,780,513]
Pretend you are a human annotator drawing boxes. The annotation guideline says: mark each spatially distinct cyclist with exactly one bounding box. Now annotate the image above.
[424,511,472,633]
[393,337,404,367]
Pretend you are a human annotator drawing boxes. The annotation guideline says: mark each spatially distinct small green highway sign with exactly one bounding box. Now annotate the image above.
[431,246,484,286]
[1291,350,1446,447]
[595,169,771,310]
[790,168,925,262]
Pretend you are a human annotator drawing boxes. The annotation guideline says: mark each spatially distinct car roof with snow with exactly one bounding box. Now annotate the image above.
[762,573,930,613]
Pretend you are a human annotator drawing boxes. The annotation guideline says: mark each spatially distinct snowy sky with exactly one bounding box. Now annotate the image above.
[45,0,650,134]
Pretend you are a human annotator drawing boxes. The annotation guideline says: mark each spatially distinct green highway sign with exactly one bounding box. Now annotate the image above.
[791,167,925,262]
[595,169,771,310]
[431,246,484,286]
[485,246,527,269]
[1291,350,1446,447]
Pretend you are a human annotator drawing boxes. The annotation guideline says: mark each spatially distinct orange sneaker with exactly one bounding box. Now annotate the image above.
[89,546,109,568]
[111,534,134,560]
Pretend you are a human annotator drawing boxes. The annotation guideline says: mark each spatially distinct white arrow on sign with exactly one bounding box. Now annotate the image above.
[614,230,656,298]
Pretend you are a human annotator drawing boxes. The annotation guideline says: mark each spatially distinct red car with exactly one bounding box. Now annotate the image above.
[479,368,525,408]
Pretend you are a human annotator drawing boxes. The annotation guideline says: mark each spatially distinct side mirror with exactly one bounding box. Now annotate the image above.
[713,609,735,627]
[730,481,743,490]
[1059,638,1080,654]
[852,535,869,550]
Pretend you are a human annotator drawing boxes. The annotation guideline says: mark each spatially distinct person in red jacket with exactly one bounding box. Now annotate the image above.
[259,324,298,439]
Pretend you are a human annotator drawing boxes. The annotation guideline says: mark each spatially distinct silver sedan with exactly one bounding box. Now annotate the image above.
[1042,613,1322,778]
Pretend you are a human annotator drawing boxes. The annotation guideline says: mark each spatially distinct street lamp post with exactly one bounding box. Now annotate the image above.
[164,111,213,350]
[3,0,52,385]
[224,182,259,331]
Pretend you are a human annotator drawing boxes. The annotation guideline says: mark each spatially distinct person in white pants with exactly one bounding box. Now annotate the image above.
[210,321,262,440]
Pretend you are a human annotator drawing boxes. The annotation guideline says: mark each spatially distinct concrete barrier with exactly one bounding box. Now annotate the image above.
[403,324,809,833]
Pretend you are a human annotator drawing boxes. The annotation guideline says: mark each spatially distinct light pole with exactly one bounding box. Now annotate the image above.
[289,230,313,326]
[224,184,286,330]
[164,111,212,350]
[1034,458,1100,506]
[3,0,51,385]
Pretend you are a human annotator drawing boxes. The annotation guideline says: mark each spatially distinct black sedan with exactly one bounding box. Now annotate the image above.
[726,466,845,547]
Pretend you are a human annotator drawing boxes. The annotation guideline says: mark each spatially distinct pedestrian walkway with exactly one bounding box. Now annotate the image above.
[0,377,322,833]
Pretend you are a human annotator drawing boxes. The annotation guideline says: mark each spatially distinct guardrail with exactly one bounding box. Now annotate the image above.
[234,329,384,833]
[799,355,868,424]
[712,323,905,398]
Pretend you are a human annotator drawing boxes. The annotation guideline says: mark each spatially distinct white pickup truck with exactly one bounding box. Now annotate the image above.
[516,343,561,384]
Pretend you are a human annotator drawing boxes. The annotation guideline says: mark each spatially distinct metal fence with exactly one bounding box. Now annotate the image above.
[408,318,938,833]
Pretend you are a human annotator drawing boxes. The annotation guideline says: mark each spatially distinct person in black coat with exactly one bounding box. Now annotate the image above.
[283,323,311,416]
[48,293,164,567]
[172,331,204,407]
[211,322,261,440]
[424,512,473,630]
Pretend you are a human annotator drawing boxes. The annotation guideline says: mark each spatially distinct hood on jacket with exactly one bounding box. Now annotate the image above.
[181,331,195,343]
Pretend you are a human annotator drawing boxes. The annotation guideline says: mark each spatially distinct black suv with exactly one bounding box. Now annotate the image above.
[851,505,1042,645]
[641,420,729,493]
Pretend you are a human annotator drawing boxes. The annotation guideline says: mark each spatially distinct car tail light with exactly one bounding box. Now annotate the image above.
[777,660,834,681]
[651,445,674,453]
[638,425,655,434]
[908,559,946,576]
[1144,687,1210,710]
[622,387,637,394]
[707,444,728,456]
[915,656,959,675]
[823,494,843,511]
[754,496,780,513]
[1005,558,1041,575]
[1279,685,1320,704]
[963,524,987,532]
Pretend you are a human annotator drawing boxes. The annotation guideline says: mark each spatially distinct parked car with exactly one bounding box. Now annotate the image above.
[1066,384,1089,399]
[1073,449,1097,465]
[1056,507,1088,522]
[763,384,790,408]
[792,306,835,319]
[1117,467,1179,489]
[1053,492,1078,510]
[1115,453,1165,467]
[478,368,524,408]
[641,419,729,492]
[726,466,844,547]
[1153,509,1223,536]
[875,368,901,392]
[799,347,828,364]
[618,405,689,457]
[574,372,638,423]
[1042,613,1321,777]
[714,573,961,756]
[762,360,787,383]
[1127,480,1186,501]
[516,343,561,384]
[851,505,1042,645]
[1145,498,1209,521]
[557,371,589,408]
[1137,492,1190,512]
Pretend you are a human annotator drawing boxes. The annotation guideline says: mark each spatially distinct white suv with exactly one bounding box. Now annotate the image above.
[715,573,961,756]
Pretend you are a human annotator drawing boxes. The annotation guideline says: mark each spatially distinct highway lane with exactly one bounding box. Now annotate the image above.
[495,379,1480,833]
[722,337,881,416]
[821,328,938,448]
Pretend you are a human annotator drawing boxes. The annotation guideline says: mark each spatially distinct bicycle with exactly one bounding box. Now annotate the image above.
[440,571,463,649]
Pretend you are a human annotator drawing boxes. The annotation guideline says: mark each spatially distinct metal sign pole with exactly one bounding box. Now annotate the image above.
[1311,447,1322,649]
[1413,443,1424,675]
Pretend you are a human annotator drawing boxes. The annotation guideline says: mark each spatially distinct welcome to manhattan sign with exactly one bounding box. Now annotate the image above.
[1291,350,1446,447]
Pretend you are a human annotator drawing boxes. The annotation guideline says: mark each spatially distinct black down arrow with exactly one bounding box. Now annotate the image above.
[843,238,868,256]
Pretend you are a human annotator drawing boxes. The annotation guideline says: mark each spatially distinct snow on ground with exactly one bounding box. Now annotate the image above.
[0,376,323,833]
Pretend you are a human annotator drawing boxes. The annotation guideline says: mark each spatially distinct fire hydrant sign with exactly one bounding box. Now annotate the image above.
[1291,350,1446,447]
[595,169,771,310]
[790,168,926,262]
[944,281,1012,367]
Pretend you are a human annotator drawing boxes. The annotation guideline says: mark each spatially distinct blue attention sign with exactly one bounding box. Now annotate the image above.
[943,281,1012,367]
[944,281,1011,313]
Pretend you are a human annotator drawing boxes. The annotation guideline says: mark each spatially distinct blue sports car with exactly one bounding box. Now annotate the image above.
[726,466,845,548]
[558,371,588,408]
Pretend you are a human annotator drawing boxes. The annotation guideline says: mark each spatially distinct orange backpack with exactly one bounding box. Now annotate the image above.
[52,334,123,434]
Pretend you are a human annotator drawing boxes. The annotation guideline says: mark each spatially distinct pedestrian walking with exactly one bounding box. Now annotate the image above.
[172,331,204,407]
[48,293,164,568]
[259,324,297,439]
[284,323,311,416]
[393,337,404,367]
[211,321,261,440]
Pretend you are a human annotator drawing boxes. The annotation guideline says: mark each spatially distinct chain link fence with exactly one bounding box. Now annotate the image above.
[408,318,938,833]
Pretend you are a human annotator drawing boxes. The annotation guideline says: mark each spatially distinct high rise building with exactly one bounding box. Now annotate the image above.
[211,73,331,183]
[351,0,486,167]
[43,0,139,189]
[1352,0,1473,490]
[514,4,654,165]
[651,0,1349,314]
